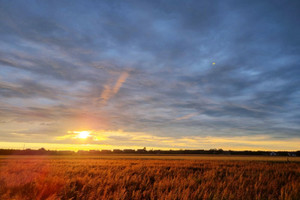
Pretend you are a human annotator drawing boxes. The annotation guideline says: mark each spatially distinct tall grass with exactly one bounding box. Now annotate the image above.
[0,156,299,200]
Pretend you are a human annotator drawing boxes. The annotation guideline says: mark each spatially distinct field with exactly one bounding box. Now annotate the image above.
[0,155,299,200]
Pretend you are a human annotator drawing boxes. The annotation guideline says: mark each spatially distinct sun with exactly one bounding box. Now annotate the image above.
[77,131,90,139]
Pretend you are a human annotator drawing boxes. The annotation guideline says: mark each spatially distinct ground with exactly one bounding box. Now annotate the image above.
[0,155,299,200]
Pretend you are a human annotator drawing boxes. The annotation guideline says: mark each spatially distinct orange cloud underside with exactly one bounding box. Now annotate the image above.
[40,130,300,151]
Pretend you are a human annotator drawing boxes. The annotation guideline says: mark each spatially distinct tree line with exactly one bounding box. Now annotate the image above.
[0,148,299,156]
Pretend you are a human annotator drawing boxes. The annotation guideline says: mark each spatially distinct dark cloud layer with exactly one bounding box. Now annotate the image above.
[0,0,299,149]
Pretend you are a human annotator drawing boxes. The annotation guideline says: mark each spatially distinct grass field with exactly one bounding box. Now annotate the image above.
[0,155,299,200]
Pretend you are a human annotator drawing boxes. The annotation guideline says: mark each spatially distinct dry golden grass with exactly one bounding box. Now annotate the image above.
[0,155,299,200]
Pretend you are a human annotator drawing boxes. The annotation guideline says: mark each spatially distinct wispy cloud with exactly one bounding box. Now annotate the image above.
[175,113,198,121]
[100,71,129,105]
[113,71,129,94]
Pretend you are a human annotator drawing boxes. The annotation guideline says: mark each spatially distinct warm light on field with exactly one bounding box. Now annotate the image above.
[0,156,299,199]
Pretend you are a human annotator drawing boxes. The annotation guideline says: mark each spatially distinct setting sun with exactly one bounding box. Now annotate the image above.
[76,131,90,139]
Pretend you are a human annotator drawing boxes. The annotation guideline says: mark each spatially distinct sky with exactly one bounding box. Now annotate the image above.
[0,0,299,151]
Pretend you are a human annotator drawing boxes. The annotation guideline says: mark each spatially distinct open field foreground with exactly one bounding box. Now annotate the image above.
[0,155,299,200]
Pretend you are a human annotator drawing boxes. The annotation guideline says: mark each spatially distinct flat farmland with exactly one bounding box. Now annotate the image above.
[0,155,299,200]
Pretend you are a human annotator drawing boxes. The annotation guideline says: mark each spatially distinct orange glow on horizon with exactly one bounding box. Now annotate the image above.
[75,131,91,139]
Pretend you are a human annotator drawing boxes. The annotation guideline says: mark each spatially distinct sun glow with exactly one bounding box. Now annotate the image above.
[76,131,91,139]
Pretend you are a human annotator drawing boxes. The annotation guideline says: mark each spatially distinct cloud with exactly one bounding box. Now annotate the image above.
[0,0,299,150]
[113,71,130,94]
[175,113,198,121]
[100,71,129,104]
[50,129,300,151]
[0,79,63,99]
